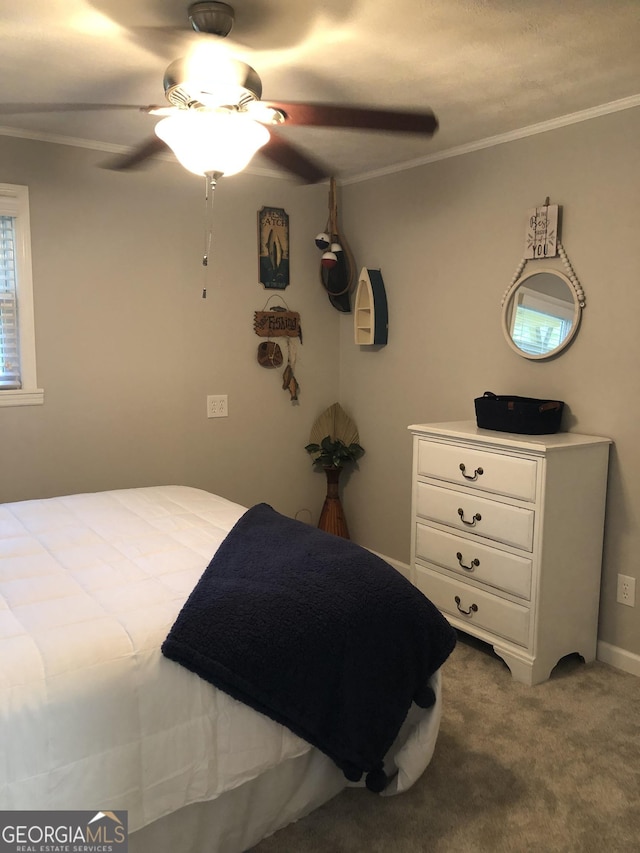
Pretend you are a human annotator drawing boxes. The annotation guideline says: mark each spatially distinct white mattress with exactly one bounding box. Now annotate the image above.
[0,486,443,843]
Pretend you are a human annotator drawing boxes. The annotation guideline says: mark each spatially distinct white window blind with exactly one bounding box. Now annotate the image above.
[510,286,574,357]
[0,215,21,389]
[0,184,41,407]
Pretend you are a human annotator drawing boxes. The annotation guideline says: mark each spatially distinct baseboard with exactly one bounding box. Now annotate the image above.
[370,551,412,583]
[372,552,639,680]
[597,641,640,678]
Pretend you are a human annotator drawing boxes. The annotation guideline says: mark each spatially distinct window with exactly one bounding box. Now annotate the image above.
[0,183,42,406]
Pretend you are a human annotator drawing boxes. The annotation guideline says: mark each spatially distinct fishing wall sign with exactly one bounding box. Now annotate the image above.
[254,300,302,403]
[253,309,301,338]
[258,206,290,289]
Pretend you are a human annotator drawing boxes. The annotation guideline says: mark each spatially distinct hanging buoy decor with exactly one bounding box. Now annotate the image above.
[313,178,356,312]
[321,251,338,269]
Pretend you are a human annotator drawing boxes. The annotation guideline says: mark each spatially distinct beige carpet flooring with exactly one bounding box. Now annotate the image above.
[251,633,640,852]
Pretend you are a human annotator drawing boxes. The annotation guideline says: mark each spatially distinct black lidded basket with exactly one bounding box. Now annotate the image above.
[474,392,564,435]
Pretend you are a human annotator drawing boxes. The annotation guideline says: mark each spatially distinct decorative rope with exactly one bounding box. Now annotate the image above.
[501,241,585,308]
[261,293,290,312]
[557,241,585,307]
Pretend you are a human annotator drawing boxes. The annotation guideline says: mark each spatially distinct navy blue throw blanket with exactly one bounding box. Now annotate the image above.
[162,503,456,791]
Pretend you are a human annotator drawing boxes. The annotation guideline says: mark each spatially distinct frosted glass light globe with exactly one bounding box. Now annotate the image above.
[155,110,269,177]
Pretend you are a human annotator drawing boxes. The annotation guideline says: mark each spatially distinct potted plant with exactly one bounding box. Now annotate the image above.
[305,403,365,539]
[304,435,365,470]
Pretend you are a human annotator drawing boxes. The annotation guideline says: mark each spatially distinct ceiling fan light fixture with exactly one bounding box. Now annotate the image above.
[155,110,269,177]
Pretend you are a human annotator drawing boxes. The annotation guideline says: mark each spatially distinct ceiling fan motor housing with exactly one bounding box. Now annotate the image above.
[163,58,262,109]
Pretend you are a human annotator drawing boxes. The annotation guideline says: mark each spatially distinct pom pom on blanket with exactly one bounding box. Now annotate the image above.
[162,503,456,789]
[366,765,389,793]
[414,683,437,709]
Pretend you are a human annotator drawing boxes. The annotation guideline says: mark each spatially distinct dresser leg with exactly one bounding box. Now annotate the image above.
[492,646,556,686]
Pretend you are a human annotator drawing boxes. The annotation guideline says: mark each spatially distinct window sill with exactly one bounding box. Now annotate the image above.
[0,388,44,407]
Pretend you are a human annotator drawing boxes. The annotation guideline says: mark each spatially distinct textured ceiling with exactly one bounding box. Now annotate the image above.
[1,0,639,182]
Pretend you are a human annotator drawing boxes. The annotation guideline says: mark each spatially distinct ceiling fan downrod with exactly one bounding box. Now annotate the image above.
[188,2,235,36]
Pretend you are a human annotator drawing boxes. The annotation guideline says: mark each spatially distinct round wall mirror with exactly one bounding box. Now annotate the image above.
[501,269,583,360]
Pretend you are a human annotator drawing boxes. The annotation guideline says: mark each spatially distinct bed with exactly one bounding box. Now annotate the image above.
[0,486,455,852]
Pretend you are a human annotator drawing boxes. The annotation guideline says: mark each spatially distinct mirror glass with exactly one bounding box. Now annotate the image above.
[502,269,581,360]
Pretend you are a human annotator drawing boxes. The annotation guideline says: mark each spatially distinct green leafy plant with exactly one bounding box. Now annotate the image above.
[305,435,365,469]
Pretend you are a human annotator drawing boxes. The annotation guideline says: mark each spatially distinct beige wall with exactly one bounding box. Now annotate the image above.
[0,135,338,520]
[1,105,639,661]
[338,106,640,657]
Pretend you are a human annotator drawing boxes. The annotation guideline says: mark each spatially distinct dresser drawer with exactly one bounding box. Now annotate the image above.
[417,439,537,501]
[415,482,535,551]
[415,565,530,647]
[415,523,532,599]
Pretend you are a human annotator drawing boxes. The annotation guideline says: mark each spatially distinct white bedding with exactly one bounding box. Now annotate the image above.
[0,486,443,844]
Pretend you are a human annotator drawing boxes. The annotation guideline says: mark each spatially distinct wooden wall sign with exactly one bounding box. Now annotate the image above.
[524,203,559,259]
[258,206,290,289]
[253,309,301,338]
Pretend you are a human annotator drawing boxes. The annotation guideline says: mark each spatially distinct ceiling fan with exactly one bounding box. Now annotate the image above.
[0,2,439,183]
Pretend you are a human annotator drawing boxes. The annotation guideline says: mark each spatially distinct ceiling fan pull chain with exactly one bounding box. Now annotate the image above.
[202,174,218,298]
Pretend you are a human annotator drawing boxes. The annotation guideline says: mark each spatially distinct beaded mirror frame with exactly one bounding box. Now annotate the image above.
[501,202,585,360]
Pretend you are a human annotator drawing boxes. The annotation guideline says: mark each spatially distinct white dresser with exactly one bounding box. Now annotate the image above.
[409,421,611,685]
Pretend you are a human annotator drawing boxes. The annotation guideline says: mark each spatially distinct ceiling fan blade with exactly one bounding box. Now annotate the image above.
[260,132,329,184]
[102,137,170,171]
[0,103,160,116]
[262,102,439,135]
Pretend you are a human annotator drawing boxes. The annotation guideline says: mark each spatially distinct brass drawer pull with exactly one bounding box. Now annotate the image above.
[459,463,483,481]
[458,507,481,526]
[455,596,478,616]
[456,552,480,571]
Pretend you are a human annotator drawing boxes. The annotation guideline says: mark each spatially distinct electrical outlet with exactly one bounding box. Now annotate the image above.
[206,395,228,418]
[616,574,636,607]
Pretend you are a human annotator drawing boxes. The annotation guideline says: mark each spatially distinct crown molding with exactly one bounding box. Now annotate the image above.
[344,93,640,185]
